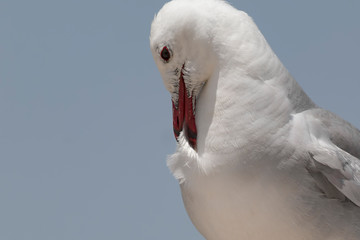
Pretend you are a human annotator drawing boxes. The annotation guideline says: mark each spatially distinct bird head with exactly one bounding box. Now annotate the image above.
[150,0,282,154]
[150,0,217,150]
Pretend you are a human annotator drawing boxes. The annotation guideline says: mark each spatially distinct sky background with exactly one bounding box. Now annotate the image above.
[0,0,359,239]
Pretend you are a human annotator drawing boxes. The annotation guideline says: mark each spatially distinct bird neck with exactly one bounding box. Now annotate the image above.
[193,13,315,156]
[195,40,314,156]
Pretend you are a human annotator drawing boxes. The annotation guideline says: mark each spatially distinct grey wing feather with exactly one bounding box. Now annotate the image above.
[306,108,360,206]
[311,108,360,159]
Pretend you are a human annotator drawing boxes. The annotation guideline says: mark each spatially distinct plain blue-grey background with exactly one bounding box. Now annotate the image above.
[0,0,359,239]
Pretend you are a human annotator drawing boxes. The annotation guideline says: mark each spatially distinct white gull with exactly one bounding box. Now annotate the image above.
[150,0,360,239]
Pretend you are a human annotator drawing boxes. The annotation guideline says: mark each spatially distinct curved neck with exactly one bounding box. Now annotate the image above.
[195,19,314,155]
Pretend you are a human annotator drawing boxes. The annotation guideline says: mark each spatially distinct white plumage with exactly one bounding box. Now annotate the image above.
[150,0,360,239]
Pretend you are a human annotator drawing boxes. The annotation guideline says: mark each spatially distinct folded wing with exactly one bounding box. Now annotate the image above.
[304,109,360,206]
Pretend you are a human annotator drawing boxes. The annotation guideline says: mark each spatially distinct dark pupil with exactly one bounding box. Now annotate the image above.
[161,47,170,61]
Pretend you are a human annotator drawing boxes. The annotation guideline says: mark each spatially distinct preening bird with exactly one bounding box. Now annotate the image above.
[150,0,360,239]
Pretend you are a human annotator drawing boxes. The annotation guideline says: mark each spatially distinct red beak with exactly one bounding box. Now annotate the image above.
[172,67,197,150]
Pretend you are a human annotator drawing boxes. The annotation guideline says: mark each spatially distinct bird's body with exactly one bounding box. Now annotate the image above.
[177,109,360,240]
[150,0,360,239]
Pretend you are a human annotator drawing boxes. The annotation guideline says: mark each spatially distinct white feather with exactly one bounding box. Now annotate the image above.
[150,0,360,239]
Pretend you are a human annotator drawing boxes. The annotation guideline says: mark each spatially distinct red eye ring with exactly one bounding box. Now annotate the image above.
[160,46,171,61]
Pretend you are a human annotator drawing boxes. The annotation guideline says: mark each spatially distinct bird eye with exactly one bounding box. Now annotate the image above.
[160,46,171,62]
